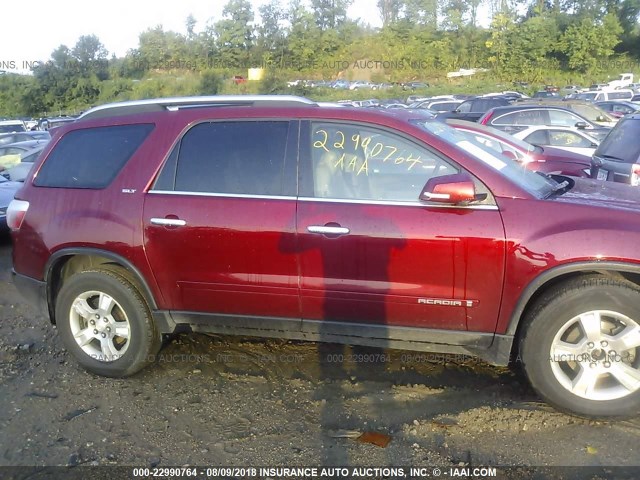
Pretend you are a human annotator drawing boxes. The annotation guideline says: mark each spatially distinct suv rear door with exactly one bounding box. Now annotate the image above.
[296,121,506,337]
[143,120,301,326]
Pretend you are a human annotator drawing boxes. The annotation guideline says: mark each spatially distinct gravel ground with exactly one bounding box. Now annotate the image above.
[1,232,639,479]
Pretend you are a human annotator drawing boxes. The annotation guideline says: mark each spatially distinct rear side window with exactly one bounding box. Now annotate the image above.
[475,99,503,112]
[493,110,547,126]
[524,129,548,145]
[160,121,289,196]
[35,124,153,189]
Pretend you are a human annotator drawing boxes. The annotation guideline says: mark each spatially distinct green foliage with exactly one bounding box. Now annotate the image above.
[259,72,288,94]
[558,13,623,73]
[2,0,640,118]
[215,0,255,67]
[311,0,353,30]
[199,70,223,94]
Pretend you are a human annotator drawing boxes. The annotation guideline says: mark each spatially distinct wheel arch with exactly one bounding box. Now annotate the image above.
[44,248,159,325]
[505,261,640,359]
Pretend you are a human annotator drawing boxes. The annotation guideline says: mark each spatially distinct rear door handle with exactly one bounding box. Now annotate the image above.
[307,225,350,235]
[150,217,187,227]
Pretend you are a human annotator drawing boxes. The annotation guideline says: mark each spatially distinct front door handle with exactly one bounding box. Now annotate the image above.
[307,225,350,236]
[150,217,187,227]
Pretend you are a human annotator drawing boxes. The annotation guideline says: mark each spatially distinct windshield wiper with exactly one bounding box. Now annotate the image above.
[597,154,626,162]
[536,171,571,197]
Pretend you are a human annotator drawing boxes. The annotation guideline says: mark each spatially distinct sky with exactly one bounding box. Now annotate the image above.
[0,0,381,73]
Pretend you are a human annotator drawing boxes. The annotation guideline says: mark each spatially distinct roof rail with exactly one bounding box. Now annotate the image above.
[78,95,319,121]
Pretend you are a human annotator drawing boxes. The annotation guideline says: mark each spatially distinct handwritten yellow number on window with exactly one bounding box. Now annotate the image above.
[313,130,329,152]
[405,154,423,170]
[370,142,383,158]
[382,145,397,162]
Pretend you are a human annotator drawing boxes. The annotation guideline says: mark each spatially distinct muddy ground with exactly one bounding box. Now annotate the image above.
[1,232,639,478]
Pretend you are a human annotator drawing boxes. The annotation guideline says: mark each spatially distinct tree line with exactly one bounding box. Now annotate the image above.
[1,0,639,117]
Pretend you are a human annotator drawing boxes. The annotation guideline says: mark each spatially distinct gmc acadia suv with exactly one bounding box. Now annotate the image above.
[8,96,640,418]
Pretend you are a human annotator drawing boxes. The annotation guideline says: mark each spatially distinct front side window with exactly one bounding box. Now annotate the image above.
[160,121,289,195]
[431,102,460,111]
[548,110,583,127]
[307,122,458,202]
[548,130,593,148]
[456,101,472,113]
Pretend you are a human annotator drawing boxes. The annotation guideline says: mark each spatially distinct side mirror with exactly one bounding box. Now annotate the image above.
[575,121,588,129]
[421,173,480,205]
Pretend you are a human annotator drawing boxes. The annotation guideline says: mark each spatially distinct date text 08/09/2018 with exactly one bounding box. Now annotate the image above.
[131,466,498,478]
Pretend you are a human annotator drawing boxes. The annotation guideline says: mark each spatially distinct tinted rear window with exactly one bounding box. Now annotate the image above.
[595,118,640,164]
[34,124,153,188]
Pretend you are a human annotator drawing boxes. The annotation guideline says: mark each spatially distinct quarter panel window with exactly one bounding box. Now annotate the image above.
[172,121,289,195]
[34,124,154,189]
[307,123,459,202]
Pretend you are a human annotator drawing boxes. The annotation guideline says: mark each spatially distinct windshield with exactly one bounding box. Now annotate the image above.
[465,124,538,154]
[595,117,640,163]
[414,120,558,198]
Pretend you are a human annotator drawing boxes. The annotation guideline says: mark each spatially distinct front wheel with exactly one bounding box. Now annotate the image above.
[520,275,640,418]
[55,269,161,377]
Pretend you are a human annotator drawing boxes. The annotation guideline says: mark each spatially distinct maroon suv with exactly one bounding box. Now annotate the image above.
[8,96,640,418]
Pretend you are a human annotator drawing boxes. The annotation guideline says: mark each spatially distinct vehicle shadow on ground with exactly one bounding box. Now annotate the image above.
[146,332,542,463]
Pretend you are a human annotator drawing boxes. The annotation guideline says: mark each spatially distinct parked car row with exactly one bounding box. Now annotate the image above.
[0,135,49,232]
[287,79,430,91]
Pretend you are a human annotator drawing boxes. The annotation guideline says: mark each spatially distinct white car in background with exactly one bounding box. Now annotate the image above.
[0,120,27,134]
[512,126,601,156]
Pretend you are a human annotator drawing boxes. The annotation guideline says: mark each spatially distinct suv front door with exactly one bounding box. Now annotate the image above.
[296,121,506,337]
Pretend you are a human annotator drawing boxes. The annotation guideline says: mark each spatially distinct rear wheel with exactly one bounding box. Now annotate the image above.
[56,269,161,377]
[521,275,640,418]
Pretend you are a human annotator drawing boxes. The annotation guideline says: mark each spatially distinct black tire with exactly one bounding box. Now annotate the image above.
[520,275,640,419]
[55,269,161,377]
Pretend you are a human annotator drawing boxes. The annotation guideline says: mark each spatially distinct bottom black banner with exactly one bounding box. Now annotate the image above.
[0,466,638,480]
